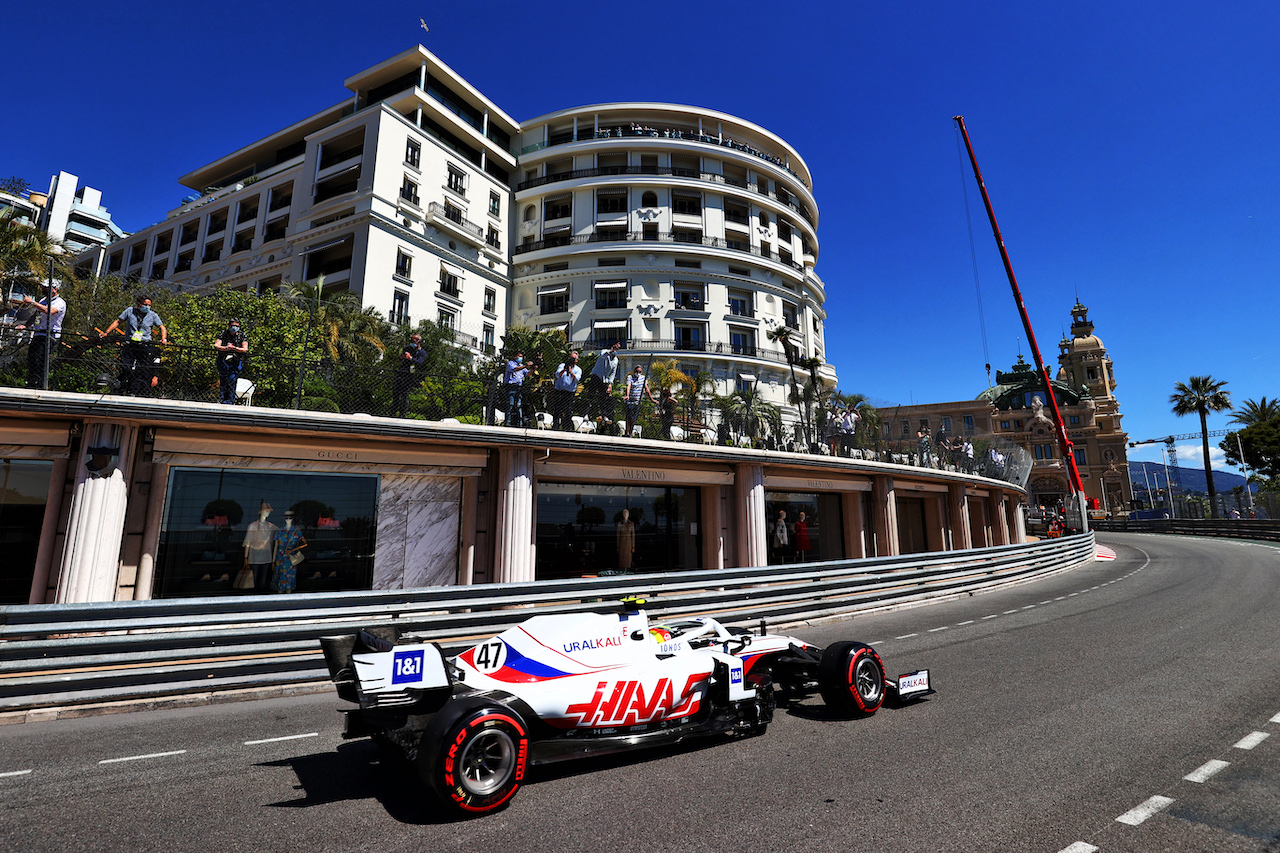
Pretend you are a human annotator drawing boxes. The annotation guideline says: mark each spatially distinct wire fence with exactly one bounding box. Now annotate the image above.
[0,326,1033,487]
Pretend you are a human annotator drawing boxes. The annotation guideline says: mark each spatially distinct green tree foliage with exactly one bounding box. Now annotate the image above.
[1170,375,1232,516]
[1222,420,1280,481]
[0,209,68,288]
[1229,397,1280,427]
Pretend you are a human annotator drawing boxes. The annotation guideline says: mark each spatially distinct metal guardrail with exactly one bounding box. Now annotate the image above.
[1092,518,1280,543]
[0,535,1094,711]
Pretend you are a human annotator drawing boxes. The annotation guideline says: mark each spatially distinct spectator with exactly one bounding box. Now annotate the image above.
[963,437,975,473]
[552,351,581,430]
[503,350,534,427]
[585,341,622,426]
[623,364,654,437]
[917,424,933,467]
[100,295,167,396]
[20,284,65,389]
[392,333,426,417]
[213,318,248,405]
[657,388,678,439]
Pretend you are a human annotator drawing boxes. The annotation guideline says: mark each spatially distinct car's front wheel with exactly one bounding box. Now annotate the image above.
[418,698,529,816]
[818,641,886,716]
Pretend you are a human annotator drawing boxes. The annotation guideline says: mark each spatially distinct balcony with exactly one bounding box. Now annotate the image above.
[425,201,482,242]
[511,230,806,272]
[577,337,795,365]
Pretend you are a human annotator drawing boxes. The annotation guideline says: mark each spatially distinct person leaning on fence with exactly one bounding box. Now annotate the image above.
[551,351,582,430]
[19,284,65,389]
[503,351,534,427]
[584,341,622,426]
[392,333,427,417]
[100,295,167,396]
[213,318,248,405]
[623,364,655,437]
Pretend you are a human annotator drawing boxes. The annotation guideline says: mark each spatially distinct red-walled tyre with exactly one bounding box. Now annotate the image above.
[418,698,529,816]
[818,641,886,716]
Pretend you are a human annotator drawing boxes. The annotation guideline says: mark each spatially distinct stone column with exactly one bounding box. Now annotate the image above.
[842,491,866,558]
[949,484,973,551]
[873,475,900,556]
[56,422,138,604]
[734,463,767,568]
[700,484,724,570]
[1010,500,1027,543]
[458,475,478,585]
[132,461,169,600]
[493,448,536,583]
[29,456,69,604]
[989,491,1010,546]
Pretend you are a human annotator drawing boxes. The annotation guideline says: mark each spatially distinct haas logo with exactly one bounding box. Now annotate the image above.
[563,672,708,727]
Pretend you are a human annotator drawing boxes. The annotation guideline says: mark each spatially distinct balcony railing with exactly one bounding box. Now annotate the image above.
[515,165,813,226]
[425,202,482,238]
[512,230,806,272]
[580,337,795,366]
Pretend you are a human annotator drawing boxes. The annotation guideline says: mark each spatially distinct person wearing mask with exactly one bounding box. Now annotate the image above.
[623,365,656,438]
[503,350,534,427]
[101,295,167,396]
[20,284,65,389]
[392,333,427,417]
[213,318,248,404]
[585,341,622,426]
[552,351,581,430]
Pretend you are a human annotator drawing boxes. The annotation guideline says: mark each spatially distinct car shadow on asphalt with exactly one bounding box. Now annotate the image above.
[253,740,454,825]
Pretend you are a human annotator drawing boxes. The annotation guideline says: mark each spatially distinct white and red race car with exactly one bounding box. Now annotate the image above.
[320,600,932,815]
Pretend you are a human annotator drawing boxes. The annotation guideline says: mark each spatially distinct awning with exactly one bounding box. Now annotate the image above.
[439,260,466,277]
[593,280,627,290]
[543,223,571,234]
[539,322,568,332]
[299,234,353,255]
[593,319,628,330]
[737,372,757,383]
[538,284,568,295]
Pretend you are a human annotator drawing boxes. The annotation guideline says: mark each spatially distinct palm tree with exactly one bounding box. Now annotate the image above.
[282,277,386,363]
[767,324,809,445]
[0,210,67,297]
[1170,375,1232,517]
[1229,397,1280,427]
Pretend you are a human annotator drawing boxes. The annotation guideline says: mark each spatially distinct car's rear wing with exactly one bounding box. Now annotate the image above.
[319,628,452,712]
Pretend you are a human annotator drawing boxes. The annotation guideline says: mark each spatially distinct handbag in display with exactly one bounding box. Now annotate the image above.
[233,566,255,590]
[289,551,305,567]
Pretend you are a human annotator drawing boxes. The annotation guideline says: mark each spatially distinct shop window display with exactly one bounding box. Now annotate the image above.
[536,482,701,579]
[155,468,379,598]
[764,491,844,565]
[0,460,54,604]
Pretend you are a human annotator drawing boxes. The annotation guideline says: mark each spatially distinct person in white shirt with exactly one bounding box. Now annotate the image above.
[20,284,65,389]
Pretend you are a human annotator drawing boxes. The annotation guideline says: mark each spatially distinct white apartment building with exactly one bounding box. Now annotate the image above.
[41,171,126,254]
[76,45,833,396]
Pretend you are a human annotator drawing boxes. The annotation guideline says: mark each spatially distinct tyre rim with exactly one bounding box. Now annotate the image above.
[853,657,883,703]
[458,728,516,796]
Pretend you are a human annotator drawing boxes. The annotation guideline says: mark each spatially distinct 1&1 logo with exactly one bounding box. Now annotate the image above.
[392,649,425,684]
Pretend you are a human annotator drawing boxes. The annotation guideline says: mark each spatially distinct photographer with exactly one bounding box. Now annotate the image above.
[502,350,535,427]
[213,318,248,405]
[100,295,167,396]
[552,350,581,430]
[392,333,427,417]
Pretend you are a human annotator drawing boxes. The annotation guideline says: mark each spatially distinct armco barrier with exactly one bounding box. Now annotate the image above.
[1092,518,1280,543]
[0,535,1094,712]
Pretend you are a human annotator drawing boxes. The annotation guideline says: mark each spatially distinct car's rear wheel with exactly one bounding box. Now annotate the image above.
[418,698,528,816]
[818,641,886,716]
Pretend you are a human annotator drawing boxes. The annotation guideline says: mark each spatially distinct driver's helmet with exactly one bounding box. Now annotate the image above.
[648,627,672,643]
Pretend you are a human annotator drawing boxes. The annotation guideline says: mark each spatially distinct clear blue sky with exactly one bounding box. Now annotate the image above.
[6,1,1277,473]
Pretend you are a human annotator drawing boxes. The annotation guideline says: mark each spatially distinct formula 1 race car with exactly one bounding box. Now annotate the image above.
[319,601,932,816]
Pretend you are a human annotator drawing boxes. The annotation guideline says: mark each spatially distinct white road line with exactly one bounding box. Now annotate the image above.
[1269,711,1280,724]
[0,769,33,778]
[957,620,975,626]
[927,626,949,633]
[1116,795,1174,825]
[1058,843,1099,853]
[1234,731,1270,750]
[1184,760,1230,783]
[99,750,186,765]
[244,732,320,746]
[1022,605,1036,609]
[1039,600,1052,604]
[1068,593,1079,597]
[982,614,999,620]
[1003,609,1019,614]
[895,633,918,640]
[1054,596,1066,601]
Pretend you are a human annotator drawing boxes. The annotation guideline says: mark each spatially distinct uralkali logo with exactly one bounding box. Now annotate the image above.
[562,636,623,654]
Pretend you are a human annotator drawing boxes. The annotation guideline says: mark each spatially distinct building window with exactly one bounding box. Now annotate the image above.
[593,280,627,309]
[1000,420,1010,430]
[1074,448,1087,467]
[483,287,496,314]
[671,191,702,216]
[591,321,628,348]
[1069,415,1080,425]
[641,191,658,207]
[486,226,502,250]
[482,324,495,354]
[902,420,911,437]
[782,303,799,330]
[674,259,701,269]
[963,414,975,433]
[539,285,568,315]
[489,191,502,217]
[400,176,420,206]
[597,189,628,214]
[941,417,951,432]
[438,268,460,297]
[390,290,410,325]
[674,324,705,351]
[728,291,753,317]
[764,491,845,565]
[405,139,421,168]
[729,327,756,357]
[395,250,412,279]
[545,195,571,220]
[1034,444,1055,460]
[437,310,455,330]
[447,165,467,196]
[1086,367,1097,380]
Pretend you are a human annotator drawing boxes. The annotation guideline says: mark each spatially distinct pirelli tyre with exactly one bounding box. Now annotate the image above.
[818,641,886,716]
[418,698,529,816]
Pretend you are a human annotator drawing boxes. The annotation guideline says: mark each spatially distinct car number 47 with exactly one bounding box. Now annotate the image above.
[473,640,505,673]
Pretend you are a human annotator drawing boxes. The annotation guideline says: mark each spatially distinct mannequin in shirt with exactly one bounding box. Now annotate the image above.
[242,502,277,591]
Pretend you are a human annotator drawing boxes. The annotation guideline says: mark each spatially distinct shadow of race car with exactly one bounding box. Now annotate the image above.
[320,600,932,816]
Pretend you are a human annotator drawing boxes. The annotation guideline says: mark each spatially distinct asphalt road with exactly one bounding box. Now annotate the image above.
[2,532,1278,853]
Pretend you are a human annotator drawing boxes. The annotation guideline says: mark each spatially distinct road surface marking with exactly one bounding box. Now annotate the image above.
[244,732,320,745]
[1234,731,1270,750]
[1184,760,1230,783]
[958,620,975,626]
[895,633,918,640]
[0,769,33,778]
[927,626,949,633]
[1003,609,1019,614]
[1022,605,1036,609]
[1268,711,1280,724]
[1116,795,1174,825]
[983,614,999,620]
[1054,596,1066,601]
[1058,843,1098,853]
[99,750,186,765]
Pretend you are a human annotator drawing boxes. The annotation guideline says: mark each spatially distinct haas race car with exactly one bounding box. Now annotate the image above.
[320,600,932,815]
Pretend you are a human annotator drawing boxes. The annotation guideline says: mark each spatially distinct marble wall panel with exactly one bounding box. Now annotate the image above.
[373,475,462,590]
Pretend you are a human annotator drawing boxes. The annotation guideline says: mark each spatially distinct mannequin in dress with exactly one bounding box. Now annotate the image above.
[616,509,635,570]
[794,511,811,561]
[242,501,277,591]
[271,510,307,593]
